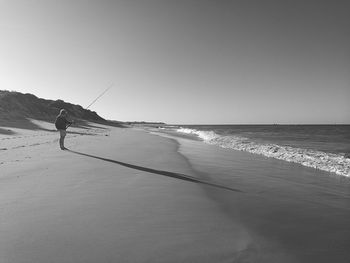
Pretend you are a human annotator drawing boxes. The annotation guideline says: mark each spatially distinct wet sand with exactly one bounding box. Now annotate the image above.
[167,133,350,263]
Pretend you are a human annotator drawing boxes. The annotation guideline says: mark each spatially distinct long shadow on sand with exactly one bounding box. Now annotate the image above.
[67,150,243,193]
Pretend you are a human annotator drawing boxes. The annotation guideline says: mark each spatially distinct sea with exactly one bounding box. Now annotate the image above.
[158,125,350,177]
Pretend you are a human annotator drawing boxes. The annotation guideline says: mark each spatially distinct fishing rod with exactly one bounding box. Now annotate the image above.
[86,83,113,110]
[66,83,113,129]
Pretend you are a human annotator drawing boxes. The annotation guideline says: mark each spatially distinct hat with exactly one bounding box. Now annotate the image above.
[60,109,67,115]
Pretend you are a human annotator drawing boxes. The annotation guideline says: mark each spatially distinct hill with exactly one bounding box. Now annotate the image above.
[0,90,121,126]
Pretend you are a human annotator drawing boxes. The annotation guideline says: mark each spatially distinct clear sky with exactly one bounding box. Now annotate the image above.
[1,0,349,124]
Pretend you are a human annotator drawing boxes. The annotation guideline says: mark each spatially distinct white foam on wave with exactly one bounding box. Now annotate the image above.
[176,128,219,141]
[177,128,350,177]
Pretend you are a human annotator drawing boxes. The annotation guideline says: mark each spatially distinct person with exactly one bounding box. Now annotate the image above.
[55,109,73,150]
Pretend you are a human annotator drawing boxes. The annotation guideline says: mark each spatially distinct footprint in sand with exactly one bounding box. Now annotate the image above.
[12,145,26,149]
[29,143,41,146]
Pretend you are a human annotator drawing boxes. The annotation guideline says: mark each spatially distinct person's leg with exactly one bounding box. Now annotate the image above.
[59,130,67,149]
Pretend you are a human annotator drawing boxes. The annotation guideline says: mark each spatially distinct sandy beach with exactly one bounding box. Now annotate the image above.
[1,121,349,263]
[1,121,252,263]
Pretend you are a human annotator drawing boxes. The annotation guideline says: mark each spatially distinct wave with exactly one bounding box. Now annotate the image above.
[176,128,350,177]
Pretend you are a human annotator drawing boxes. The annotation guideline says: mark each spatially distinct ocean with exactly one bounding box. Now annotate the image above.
[160,125,350,177]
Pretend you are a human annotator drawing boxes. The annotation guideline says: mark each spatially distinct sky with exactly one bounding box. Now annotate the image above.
[0,0,349,124]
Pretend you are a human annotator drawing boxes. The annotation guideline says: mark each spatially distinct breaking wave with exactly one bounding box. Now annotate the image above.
[176,128,350,177]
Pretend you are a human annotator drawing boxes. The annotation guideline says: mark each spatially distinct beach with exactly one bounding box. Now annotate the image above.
[1,121,349,262]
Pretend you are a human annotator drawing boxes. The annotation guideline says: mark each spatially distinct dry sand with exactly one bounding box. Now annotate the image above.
[1,120,257,263]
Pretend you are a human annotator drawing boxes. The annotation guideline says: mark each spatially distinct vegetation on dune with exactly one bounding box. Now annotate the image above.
[0,90,110,124]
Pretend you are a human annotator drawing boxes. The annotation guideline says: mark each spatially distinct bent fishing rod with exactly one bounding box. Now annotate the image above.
[66,84,113,129]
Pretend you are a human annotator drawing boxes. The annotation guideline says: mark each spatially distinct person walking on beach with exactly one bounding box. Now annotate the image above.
[55,109,73,150]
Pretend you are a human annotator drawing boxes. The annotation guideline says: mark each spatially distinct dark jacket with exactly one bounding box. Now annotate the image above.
[55,115,72,130]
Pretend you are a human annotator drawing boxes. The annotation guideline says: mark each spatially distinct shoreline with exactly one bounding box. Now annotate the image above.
[149,126,350,177]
